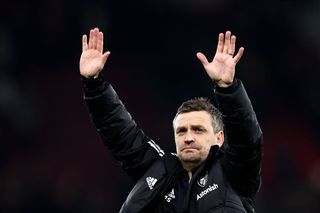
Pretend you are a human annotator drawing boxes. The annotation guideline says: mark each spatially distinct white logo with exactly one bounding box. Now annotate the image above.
[197,173,208,187]
[164,188,175,203]
[147,140,164,157]
[196,184,219,200]
[146,177,158,190]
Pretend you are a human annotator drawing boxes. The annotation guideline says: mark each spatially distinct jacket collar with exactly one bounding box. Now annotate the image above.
[189,145,222,177]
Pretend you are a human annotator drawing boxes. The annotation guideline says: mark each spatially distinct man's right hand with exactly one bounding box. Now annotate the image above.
[80,27,110,79]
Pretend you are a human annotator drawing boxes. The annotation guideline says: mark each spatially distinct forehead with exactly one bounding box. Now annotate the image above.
[174,111,212,128]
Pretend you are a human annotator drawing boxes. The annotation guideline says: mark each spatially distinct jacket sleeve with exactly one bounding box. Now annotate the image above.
[82,76,164,180]
[212,79,263,197]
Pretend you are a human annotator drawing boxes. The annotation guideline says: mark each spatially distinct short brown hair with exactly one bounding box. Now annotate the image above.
[173,97,223,133]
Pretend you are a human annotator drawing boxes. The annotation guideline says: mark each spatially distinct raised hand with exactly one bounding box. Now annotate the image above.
[196,31,244,88]
[79,28,110,78]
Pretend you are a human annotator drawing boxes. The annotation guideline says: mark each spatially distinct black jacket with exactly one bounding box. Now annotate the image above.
[82,76,263,213]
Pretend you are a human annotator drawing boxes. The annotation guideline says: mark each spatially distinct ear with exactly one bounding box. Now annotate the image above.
[215,131,224,147]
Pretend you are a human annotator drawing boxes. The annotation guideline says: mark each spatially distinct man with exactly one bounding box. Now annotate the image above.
[79,27,262,212]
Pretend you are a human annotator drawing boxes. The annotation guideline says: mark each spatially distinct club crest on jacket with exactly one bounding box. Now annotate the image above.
[197,173,208,187]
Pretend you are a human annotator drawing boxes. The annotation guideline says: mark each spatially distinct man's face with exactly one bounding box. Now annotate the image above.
[173,111,224,168]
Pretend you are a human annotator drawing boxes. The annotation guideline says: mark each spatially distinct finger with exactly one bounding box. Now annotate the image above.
[92,28,99,49]
[89,29,94,49]
[223,31,231,54]
[88,29,94,49]
[228,35,236,56]
[82,35,88,51]
[102,51,111,64]
[97,31,103,53]
[216,33,224,53]
[196,52,209,66]
[233,47,244,64]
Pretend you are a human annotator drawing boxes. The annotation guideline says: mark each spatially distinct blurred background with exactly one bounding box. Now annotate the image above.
[1,0,320,212]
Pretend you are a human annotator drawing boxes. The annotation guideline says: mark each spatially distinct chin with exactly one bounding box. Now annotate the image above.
[181,154,201,163]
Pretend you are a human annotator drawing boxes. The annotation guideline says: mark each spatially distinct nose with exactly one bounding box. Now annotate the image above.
[184,132,194,144]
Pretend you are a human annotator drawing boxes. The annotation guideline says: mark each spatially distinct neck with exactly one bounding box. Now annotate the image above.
[187,171,193,181]
[182,162,201,181]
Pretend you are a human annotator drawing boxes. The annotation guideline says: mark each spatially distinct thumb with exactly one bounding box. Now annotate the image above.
[196,52,209,66]
[102,51,111,64]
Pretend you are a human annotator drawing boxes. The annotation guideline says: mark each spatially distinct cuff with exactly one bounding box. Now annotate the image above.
[213,79,240,94]
[81,75,108,96]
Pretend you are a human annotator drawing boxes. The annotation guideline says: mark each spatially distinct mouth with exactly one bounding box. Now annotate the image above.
[181,147,198,152]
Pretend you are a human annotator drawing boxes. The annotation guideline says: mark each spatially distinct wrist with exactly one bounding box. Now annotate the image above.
[214,80,233,88]
[81,73,100,79]
[213,79,239,93]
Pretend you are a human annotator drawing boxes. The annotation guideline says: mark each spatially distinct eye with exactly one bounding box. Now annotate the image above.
[194,127,206,134]
[176,128,186,135]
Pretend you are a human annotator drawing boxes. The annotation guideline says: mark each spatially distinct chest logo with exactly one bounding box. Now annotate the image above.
[196,184,219,200]
[164,188,175,203]
[146,177,158,190]
[197,173,208,187]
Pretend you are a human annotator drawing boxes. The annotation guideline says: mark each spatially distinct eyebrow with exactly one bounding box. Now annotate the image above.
[175,126,187,133]
[176,125,206,132]
[191,125,206,131]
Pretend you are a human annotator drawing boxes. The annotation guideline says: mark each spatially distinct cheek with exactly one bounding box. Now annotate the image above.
[204,137,216,148]
[175,138,182,152]
[201,138,213,154]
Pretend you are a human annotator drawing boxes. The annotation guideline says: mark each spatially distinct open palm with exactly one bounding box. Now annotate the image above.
[197,31,244,88]
[79,28,110,78]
